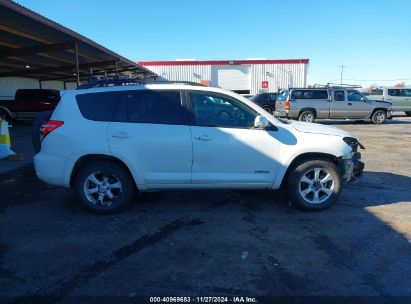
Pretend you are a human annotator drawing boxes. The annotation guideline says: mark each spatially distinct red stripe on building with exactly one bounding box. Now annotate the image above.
[138,59,309,66]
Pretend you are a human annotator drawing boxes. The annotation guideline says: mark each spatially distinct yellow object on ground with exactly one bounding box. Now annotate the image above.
[0,118,15,159]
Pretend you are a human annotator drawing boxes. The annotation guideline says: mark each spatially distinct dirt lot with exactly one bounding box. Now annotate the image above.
[1,117,411,302]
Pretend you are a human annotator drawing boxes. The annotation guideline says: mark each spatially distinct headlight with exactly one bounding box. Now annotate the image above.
[343,137,365,152]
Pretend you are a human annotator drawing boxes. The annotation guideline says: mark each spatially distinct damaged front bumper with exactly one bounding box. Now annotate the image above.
[339,151,365,182]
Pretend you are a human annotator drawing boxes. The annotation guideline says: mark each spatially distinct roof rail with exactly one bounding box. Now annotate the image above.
[76,77,205,89]
[312,83,362,89]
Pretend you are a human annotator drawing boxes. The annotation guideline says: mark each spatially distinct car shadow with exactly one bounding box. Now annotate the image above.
[2,166,411,298]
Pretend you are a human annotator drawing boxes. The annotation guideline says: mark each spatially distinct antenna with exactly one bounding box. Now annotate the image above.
[338,64,346,85]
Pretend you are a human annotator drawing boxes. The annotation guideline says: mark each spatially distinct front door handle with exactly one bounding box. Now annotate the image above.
[194,135,213,141]
[347,103,352,106]
[111,131,129,139]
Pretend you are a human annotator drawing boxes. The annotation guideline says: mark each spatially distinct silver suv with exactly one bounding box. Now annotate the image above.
[275,88,392,124]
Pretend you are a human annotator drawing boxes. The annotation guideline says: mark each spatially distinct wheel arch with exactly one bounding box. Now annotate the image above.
[298,108,317,117]
[370,107,387,118]
[69,154,138,190]
[279,152,339,188]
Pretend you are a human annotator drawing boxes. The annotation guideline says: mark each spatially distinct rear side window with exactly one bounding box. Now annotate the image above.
[388,89,401,96]
[334,91,345,101]
[76,92,121,121]
[115,90,184,125]
[291,90,328,99]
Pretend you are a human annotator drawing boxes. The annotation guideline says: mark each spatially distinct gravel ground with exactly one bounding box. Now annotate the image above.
[0,116,410,303]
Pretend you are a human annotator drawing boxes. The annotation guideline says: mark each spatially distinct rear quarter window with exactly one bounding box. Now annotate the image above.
[291,90,328,99]
[76,92,121,121]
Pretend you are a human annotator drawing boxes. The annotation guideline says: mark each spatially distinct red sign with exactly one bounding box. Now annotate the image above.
[261,81,269,89]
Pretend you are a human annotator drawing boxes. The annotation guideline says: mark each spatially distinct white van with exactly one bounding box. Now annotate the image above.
[368,87,411,116]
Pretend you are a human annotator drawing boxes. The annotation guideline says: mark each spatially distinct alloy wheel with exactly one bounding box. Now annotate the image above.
[299,167,334,204]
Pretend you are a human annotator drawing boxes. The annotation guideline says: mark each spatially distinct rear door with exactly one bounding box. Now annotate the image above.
[329,90,347,118]
[385,89,402,110]
[400,89,411,110]
[107,90,192,185]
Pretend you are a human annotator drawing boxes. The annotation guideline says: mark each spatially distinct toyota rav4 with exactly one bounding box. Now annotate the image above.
[34,81,364,214]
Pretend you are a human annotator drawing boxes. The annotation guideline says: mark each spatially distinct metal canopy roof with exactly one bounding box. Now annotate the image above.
[0,0,156,85]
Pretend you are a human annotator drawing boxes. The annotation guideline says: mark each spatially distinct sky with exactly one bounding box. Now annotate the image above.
[15,0,411,87]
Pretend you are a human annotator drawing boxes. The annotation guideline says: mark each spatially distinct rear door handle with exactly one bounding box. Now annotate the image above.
[111,131,129,139]
[347,103,352,106]
[194,135,213,141]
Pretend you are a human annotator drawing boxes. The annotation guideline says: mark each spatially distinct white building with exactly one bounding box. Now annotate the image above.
[139,58,309,94]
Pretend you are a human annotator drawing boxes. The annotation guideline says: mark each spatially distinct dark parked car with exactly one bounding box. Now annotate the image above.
[248,92,278,114]
[0,89,60,121]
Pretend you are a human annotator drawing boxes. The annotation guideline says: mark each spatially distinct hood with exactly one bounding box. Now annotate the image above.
[288,120,356,138]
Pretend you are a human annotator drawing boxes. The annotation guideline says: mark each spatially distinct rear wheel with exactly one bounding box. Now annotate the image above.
[371,110,386,124]
[74,160,135,214]
[262,105,273,114]
[298,110,315,123]
[405,111,411,117]
[287,158,341,211]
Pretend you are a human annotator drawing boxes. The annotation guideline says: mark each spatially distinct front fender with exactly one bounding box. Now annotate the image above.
[271,135,351,189]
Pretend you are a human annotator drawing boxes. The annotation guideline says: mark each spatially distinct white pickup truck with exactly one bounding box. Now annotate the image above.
[368,87,411,116]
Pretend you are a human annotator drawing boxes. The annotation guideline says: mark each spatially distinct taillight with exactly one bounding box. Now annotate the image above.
[40,120,64,140]
[285,98,290,111]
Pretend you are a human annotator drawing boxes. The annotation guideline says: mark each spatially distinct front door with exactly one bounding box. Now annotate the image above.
[331,90,371,119]
[346,90,372,118]
[188,91,280,187]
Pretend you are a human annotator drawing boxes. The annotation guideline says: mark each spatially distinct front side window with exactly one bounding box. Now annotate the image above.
[115,90,184,125]
[334,91,345,101]
[388,89,401,97]
[347,91,364,102]
[190,92,257,128]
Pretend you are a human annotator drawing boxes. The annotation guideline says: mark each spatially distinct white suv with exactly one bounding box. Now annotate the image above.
[34,82,364,214]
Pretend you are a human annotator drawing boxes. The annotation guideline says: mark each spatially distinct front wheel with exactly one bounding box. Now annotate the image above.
[287,159,342,211]
[74,160,135,214]
[405,111,411,117]
[371,110,386,124]
[298,111,315,123]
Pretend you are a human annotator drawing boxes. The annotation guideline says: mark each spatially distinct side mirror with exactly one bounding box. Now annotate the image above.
[254,115,269,129]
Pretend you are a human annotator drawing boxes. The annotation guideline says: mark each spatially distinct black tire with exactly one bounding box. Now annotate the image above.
[371,109,386,124]
[287,158,342,211]
[262,105,273,114]
[405,111,411,117]
[298,110,315,123]
[73,160,135,214]
[32,111,52,153]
